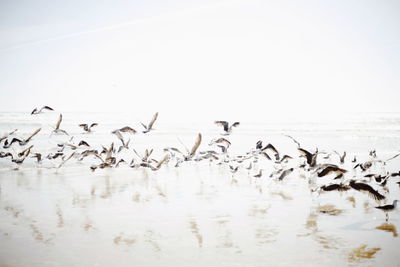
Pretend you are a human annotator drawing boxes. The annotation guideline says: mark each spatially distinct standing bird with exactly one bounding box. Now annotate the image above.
[79,123,98,133]
[141,112,158,133]
[214,121,240,135]
[52,114,69,135]
[375,200,398,221]
[31,106,54,115]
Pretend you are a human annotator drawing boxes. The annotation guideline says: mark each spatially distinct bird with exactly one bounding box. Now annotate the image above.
[141,112,158,133]
[31,106,54,115]
[184,133,202,161]
[349,180,385,201]
[3,128,41,148]
[317,165,347,179]
[79,123,98,133]
[253,169,263,178]
[112,126,137,135]
[261,143,280,161]
[375,200,398,221]
[112,130,130,152]
[52,114,68,135]
[298,148,318,167]
[214,121,240,135]
[278,168,294,180]
[320,183,351,192]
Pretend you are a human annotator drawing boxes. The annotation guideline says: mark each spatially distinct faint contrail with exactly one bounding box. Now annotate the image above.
[0,0,251,52]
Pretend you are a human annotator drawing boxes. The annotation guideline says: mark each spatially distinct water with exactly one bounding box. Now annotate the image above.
[0,112,400,266]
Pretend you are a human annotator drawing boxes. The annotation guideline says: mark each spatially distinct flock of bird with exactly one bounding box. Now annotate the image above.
[0,106,399,221]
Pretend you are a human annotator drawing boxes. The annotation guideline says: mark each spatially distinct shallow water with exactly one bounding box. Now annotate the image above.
[0,112,400,266]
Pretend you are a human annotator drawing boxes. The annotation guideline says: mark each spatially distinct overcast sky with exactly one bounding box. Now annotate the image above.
[1,0,399,122]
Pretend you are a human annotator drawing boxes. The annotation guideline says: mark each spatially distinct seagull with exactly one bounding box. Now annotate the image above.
[141,112,158,133]
[31,106,54,115]
[112,130,130,152]
[253,169,263,178]
[298,148,318,167]
[52,114,69,135]
[349,180,385,201]
[261,143,280,161]
[320,183,351,192]
[79,123,98,133]
[112,126,137,135]
[214,121,240,135]
[317,165,347,179]
[182,133,202,161]
[375,200,398,221]
[3,128,41,148]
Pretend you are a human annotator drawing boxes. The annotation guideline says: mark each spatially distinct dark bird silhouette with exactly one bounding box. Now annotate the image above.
[79,123,98,133]
[214,121,240,135]
[349,180,385,201]
[320,183,351,192]
[375,200,398,221]
[298,148,317,167]
[31,106,54,115]
[318,165,347,179]
[141,112,158,133]
[3,128,41,148]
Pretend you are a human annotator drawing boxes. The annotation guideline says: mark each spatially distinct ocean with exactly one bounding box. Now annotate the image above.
[0,111,399,266]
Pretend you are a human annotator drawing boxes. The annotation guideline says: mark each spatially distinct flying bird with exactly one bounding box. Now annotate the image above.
[214,121,240,135]
[349,180,385,201]
[79,123,98,133]
[52,114,69,135]
[141,112,158,133]
[31,106,54,115]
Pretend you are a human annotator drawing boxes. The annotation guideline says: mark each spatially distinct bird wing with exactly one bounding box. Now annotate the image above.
[350,181,385,201]
[55,114,62,130]
[215,121,229,132]
[90,123,98,128]
[189,133,202,156]
[25,128,41,142]
[231,122,240,128]
[155,154,169,169]
[318,166,336,177]
[386,153,400,162]
[79,124,87,128]
[147,112,158,130]
[40,106,54,112]
[119,126,137,134]
[284,134,301,148]
[298,148,313,165]
[31,108,38,115]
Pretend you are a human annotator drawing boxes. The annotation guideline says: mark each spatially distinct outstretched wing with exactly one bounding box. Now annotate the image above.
[55,114,62,130]
[25,128,41,142]
[147,112,158,130]
[215,121,228,132]
[189,133,202,156]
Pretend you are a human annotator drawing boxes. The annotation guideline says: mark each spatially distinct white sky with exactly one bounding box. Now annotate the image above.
[0,0,399,122]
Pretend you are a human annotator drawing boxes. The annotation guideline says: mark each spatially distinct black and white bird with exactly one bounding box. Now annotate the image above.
[31,106,54,115]
[375,200,398,221]
[214,121,240,135]
[79,123,98,133]
[3,128,41,148]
